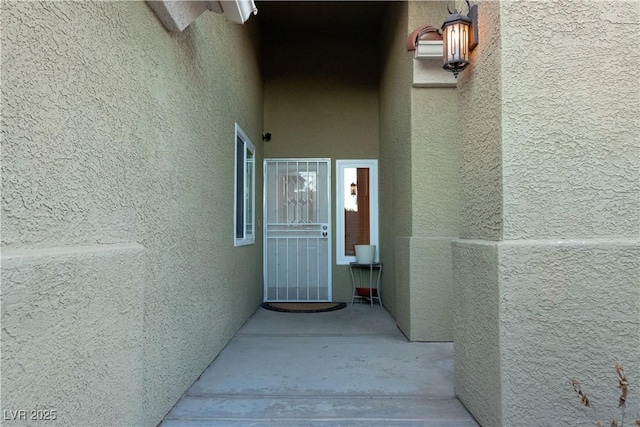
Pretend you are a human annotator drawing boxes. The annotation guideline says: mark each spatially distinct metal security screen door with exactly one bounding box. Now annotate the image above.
[264,159,331,301]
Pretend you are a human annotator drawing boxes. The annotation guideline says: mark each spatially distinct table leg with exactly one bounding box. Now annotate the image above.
[369,263,374,307]
[350,264,356,305]
[376,264,382,306]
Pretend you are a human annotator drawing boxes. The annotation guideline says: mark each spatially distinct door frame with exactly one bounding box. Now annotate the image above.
[263,158,332,302]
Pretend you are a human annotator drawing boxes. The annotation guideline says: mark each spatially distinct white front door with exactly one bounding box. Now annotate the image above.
[264,159,331,301]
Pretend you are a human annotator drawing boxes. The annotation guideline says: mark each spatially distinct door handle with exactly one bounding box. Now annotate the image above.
[322,231,328,238]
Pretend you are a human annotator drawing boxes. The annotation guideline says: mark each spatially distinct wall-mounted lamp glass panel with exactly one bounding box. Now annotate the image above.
[336,160,378,265]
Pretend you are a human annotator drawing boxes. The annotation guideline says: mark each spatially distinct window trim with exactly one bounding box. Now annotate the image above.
[234,123,256,247]
[335,159,379,265]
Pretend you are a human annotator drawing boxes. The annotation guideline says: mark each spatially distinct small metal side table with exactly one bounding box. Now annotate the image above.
[349,262,383,307]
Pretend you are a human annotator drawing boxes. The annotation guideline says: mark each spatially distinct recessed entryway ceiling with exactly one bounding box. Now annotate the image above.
[256,1,390,37]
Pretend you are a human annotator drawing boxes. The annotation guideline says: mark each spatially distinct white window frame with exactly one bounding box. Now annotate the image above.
[336,159,379,265]
[234,123,256,247]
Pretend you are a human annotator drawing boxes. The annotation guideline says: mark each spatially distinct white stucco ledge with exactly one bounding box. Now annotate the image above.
[504,237,640,248]
[412,58,457,88]
[452,237,640,247]
[147,0,257,32]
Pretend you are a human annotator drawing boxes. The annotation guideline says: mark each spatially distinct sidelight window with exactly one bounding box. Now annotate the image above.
[336,160,379,264]
[234,123,255,246]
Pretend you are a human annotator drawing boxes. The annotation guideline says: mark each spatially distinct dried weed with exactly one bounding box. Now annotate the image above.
[570,364,640,427]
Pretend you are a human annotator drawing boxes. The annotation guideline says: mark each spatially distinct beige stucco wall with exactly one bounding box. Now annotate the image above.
[452,240,502,426]
[379,1,412,319]
[499,240,639,426]
[262,33,379,302]
[407,83,459,341]
[501,1,639,239]
[457,1,503,242]
[380,1,459,340]
[452,0,504,421]
[1,2,263,425]
[454,1,640,426]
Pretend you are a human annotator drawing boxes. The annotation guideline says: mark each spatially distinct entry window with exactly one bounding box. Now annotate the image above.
[234,123,255,246]
[336,160,378,264]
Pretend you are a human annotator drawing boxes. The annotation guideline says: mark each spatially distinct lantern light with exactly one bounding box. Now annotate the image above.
[441,1,478,78]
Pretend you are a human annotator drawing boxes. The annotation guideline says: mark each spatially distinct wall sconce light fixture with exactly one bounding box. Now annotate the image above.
[441,1,478,78]
[350,182,357,197]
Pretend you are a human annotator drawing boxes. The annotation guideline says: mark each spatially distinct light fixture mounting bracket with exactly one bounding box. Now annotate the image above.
[468,3,479,51]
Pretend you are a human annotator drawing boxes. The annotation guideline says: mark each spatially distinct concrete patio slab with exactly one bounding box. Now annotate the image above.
[163,396,476,425]
[237,304,400,337]
[161,304,478,426]
[162,419,478,427]
[188,335,455,397]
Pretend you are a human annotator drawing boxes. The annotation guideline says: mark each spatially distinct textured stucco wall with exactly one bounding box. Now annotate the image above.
[379,1,460,340]
[501,0,639,239]
[499,240,639,426]
[455,239,640,427]
[1,245,145,426]
[457,0,503,241]
[262,34,379,159]
[497,2,640,425]
[378,1,462,339]
[409,237,456,341]
[451,0,504,421]
[407,0,450,39]
[262,34,379,302]
[452,240,502,427]
[454,1,640,426]
[1,2,263,425]
[379,1,412,318]
[411,89,459,238]
[393,237,412,334]
[409,80,459,341]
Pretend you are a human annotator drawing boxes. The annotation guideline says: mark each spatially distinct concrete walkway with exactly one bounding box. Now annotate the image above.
[161,304,478,426]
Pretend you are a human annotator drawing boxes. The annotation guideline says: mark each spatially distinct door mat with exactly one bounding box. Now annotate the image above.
[261,302,347,313]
